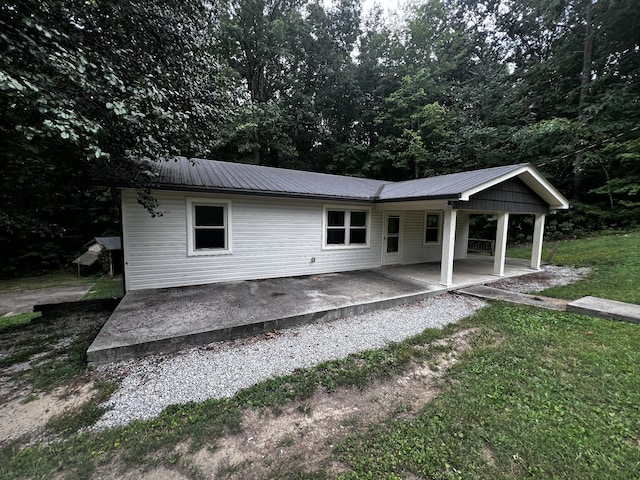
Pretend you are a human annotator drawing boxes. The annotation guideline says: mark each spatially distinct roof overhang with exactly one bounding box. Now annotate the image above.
[120,185,378,204]
[459,164,570,210]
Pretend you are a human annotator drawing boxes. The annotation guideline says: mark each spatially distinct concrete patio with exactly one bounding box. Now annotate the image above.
[87,256,536,364]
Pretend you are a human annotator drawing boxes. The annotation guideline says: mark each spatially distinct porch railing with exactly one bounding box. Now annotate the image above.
[468,238,495,256]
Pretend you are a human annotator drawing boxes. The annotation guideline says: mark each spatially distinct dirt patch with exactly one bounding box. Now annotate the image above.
[0,382,97,443]
[187,329,476,479]
[0,305,111,444]
[91,464,190,480]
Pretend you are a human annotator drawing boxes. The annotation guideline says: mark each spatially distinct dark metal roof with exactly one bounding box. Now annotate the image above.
[146,158,567,208]
[89,237,122,251]
[153,157,388,201]
[376,164,527,201]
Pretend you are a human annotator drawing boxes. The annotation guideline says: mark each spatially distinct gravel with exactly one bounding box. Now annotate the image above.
[489,265,591,293]
[95,293,485,429]
[94,264,589,429]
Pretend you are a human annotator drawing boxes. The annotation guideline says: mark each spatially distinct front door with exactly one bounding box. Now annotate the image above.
[383,212,402,265]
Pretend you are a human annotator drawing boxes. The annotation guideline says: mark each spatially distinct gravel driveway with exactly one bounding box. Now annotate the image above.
[96,293,485,428]
[95,265,589,429]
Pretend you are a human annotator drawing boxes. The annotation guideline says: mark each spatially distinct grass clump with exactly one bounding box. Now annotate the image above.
[81,275,124,300]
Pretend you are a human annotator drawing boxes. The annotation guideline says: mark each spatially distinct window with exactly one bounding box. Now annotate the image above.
[424,212,441,244]
[187,199,232,255]
[324,207,370,248]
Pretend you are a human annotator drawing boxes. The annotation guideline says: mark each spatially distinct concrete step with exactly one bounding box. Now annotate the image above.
[456,285,568,310]
[566,296,640,324]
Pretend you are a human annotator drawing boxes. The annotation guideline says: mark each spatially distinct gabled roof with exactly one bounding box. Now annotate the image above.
[378,163,570,210]
[147,157,569,210]
[84,237,122,251]
[377,164,526,200]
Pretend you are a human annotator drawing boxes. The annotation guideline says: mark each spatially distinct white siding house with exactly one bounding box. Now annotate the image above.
[117,159,569,291]
[122,190,385,290]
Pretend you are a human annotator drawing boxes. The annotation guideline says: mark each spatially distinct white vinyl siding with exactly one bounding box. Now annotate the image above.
[454,211,470,259]
[398,210,469,265]
[400,211,442,264]
[122,190,382,291]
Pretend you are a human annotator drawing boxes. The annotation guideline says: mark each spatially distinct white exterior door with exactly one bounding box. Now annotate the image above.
[383,212,402,265]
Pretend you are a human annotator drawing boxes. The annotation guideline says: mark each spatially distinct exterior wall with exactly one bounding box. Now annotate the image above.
[122,190,384,291]
[400,211,442,264]
[399,210,469,265]
[454,211,470,259]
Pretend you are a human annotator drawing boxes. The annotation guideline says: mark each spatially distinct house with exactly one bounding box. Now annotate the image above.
[73,236,122,277]
[118,158,569,292]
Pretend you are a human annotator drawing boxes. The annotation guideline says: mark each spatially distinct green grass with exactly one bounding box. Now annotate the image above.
[508,230,640,303]
[0,312,41,333]
[0,271,91,293]
[0,272,122,334]
[335,305,640,479]
[81,275,124,300]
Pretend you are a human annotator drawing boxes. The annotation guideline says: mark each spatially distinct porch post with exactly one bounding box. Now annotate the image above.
[440,207,458,286]
[493,212,509,276]
[530,213,546,270]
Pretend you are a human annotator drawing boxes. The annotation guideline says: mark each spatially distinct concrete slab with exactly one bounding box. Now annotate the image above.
[87,257,543,364]
[457,285,568,310]
[87,270,445,364]
[0,284,94,316]
[566,296,640,324]
[381,256,535,288]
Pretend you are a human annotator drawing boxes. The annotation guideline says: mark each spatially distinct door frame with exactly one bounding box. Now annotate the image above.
[382,211,403,265]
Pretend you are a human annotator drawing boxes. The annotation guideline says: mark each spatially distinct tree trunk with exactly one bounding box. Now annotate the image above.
[574,0,594,201]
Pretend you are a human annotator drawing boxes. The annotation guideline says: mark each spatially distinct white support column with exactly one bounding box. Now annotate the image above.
[530,213,546,270]
[440,208,458,286]
[493,212,509,276]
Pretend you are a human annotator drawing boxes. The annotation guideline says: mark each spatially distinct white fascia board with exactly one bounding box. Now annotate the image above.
[458,165,570,210]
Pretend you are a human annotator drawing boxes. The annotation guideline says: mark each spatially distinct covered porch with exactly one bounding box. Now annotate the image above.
[378,170,557,287]
[381,255,536,287]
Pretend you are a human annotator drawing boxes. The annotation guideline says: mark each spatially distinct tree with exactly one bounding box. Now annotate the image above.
[0,0,238,274]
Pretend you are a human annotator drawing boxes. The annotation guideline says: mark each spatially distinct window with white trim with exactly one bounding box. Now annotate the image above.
[424,212,442,244]
[187,199,232,255]
[324,208,369,248]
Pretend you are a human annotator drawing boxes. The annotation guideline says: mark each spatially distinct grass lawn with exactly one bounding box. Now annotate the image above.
[336,305,640,479]
[1,231,639,479]
[507,230,640,304]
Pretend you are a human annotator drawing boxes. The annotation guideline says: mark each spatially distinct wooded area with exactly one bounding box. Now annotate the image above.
[1,0,638,275]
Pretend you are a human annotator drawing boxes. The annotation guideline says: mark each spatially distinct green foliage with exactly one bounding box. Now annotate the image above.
[0,0,239,274]
[3,0,640,272]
